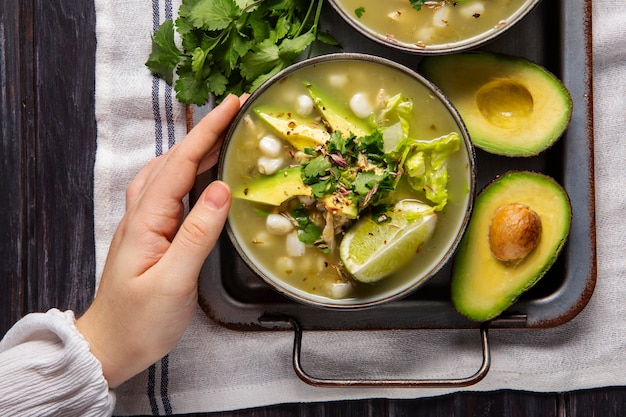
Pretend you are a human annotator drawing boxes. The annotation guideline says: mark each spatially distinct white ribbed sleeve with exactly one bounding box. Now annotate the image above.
[0,309,116,417]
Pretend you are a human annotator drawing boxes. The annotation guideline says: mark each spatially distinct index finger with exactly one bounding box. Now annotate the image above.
[141,94,241,204]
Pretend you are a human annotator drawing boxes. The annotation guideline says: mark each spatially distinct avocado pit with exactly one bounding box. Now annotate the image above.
[488,203,542,262]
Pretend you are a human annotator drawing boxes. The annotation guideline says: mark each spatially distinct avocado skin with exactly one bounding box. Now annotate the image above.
[419,52,572,157]
[451,171,571,322]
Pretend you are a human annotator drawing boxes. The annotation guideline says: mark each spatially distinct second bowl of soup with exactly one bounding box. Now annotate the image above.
[327,0,542,54]
[219,53,475,309]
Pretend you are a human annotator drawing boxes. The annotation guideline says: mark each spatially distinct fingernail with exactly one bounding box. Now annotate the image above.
[203,181,230,209]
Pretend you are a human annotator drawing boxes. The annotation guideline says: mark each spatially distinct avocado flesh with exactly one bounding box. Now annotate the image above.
[451,171,571,322]
[232,166,312,206]
[322,193,358,219]
[305,83,371,138]
[419,52,572,157]
[254,109,330,151]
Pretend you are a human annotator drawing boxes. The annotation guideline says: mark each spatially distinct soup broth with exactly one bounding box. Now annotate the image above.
[333,0,532,50]
[221,58,472,305]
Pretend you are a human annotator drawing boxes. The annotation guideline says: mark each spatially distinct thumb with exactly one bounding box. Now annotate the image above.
[160,181,232,280]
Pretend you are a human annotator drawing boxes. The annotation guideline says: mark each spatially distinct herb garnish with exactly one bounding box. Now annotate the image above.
[291,204,327,251]
[408,0,429,11]
[300,129,397,213]
[146,0,338,105]
[409,0,464,11]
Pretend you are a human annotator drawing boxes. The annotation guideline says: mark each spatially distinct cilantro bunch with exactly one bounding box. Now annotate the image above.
[146,0,336,105]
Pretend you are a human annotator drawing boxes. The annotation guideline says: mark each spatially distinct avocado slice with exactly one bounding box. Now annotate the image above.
[305,83,371,138]
[419,52,572,157]
[451,171,571,321]
[254,109,330,151]
[321,193,358,219]
[232,166,312,206]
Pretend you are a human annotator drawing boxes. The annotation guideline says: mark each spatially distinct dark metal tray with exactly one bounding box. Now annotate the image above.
[194,0,595,333]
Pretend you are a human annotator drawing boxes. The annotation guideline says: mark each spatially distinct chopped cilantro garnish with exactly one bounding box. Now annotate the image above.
[302,155,332,182]
[291,205,324,247]
[408,0,428,11]
[297,129,399,213]
[297,222,323,246]
[352,171,384,196]
[146,0,339,105]
[354,7,366,18]
[409,0,464,12]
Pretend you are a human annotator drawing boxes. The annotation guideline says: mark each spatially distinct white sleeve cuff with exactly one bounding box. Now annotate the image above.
[0,308,116,416]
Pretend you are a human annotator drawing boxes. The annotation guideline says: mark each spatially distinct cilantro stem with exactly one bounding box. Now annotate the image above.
[294,0,316,37]
[304,0,325,57]
[312,0,324,34]
[242,0,265,14]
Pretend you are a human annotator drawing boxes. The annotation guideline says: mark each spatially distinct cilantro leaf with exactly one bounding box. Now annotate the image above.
[274,14,292,40]
[146,20,181,84]
[278,31,316,61]
[359,130,385,158]
[355,7,365,18]
[240,38,280,81]
[327,131,347,154]
[353,171,383,196]
[207,70,229,97]
[182,0,241,31]
[191,47,208,78]
[297,221,322,246]
[310,179,333,198]
[175,63,211,105]
[291,205,323,245]
[409,0,428,11]
[219,26,252,75]
[302,155,332,182]
[316,30,341,46]
[248,65,284,93]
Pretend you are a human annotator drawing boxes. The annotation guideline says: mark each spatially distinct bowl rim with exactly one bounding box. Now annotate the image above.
[218,52,476,310]
[325,0,543,55]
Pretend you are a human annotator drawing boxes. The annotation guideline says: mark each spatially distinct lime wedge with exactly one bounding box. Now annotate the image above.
[340,200,438,283]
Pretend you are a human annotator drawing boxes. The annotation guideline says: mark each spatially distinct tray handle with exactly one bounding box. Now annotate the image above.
[259,315,491,388]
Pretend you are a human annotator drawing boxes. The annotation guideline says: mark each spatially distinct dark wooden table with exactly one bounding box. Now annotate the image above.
[1,1,624,416]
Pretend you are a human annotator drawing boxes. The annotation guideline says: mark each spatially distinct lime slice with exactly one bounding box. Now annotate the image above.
[340,200,438,283]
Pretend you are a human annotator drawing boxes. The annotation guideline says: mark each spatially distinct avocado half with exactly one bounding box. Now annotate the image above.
[451,171,571,322]
[419,52,572,157]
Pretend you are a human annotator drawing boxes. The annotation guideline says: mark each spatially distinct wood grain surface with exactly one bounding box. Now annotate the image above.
[0,1,622,416]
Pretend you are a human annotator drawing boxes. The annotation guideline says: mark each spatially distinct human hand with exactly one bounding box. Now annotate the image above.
[76,94,244,388]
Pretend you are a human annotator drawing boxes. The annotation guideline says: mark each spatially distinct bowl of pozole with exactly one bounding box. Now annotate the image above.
[218,54,475,309]
[326,0,542,54]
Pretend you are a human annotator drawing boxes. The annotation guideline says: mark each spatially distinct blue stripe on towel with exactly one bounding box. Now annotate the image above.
[161,354,173,414]
[165,88,175,150]
[148,362,159,415]
[160,0,175,412]
[150,0,175,414]
[152,78,164,157]
[151,0,163,158]
[148,0,161,409]
[164,0,176,151]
